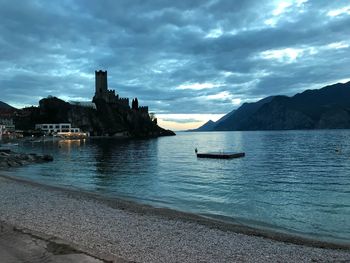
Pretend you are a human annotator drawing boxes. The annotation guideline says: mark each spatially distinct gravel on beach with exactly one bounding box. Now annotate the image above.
[0,176,349,263]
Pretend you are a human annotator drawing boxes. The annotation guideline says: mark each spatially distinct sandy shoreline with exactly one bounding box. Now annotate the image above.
[0,174,349,262]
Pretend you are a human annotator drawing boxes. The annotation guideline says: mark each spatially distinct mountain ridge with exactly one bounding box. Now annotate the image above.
[188,120,216,132]
[0,101,16,110]
[190,81,350,131]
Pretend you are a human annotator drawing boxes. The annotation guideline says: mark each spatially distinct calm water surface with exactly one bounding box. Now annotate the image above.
[4,130,350,244]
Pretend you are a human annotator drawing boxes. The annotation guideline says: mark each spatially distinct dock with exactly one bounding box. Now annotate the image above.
[196,152,245,159]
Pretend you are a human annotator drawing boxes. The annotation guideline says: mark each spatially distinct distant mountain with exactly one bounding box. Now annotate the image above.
[188,109,237,132]
[214,96,275,131]
[189,120,216,132]
[215,109,236,124]
[190,81,350,132]
[0,101,16,110]
[214,81,350,131]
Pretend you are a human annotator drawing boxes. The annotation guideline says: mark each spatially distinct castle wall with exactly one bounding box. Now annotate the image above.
[139,106,148,113]
[93,70,130,109]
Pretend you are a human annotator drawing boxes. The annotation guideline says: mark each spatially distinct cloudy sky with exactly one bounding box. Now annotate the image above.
[1,0,350,130]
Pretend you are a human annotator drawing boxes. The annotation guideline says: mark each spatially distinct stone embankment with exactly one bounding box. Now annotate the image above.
[0,149,53,169]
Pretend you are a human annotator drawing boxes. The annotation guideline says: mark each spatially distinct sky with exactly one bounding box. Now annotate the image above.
[1,0,350,130]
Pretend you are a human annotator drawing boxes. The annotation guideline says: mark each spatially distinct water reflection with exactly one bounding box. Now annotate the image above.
[58,139,85,151]
[8,130,350,243]
[89,139,161,194]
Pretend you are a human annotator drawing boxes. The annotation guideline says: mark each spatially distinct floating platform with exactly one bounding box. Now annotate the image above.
[196,152,245,159]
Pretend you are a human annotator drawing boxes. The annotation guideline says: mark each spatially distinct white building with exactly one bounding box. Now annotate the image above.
[0,124,5,137]
[35,123,80,134]
[0,118,15,132]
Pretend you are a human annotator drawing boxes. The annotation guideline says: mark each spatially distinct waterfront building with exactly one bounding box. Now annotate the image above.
[0,109,16,132]
[35,123,80,134]
[0,124,5,137]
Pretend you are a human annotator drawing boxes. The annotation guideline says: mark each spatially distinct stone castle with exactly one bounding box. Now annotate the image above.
[93,70,148,113]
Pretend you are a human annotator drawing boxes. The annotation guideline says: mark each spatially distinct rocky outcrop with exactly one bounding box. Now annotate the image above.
[317,107,350,129]
[241,96,314,130]
[0,149,53,169]
[15,97,175,138]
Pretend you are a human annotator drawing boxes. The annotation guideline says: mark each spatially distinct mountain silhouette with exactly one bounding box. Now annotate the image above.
[0,101,16,110]
[193,81,350,131]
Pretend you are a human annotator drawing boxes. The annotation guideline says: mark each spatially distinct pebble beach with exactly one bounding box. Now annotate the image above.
[0,175,349,263]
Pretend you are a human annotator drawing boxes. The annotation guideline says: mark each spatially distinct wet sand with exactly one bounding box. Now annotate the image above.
[0,175,349,262]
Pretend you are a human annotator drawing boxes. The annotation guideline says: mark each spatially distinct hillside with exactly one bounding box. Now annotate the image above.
[214,81,350,130]
[191,81,350,131]
[14,97,175,138]
[0,101,16,110]
[214,96,275,131]
[190,109,236,132]
[188,120,216,132]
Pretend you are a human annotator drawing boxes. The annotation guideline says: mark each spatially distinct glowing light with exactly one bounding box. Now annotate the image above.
[272,2,292,16]
[232,98,242,105]
[327,6,350,17]
[200,91,242,106]
[220,71,234,77]
[264,18,277,27]
[176,82,221,90]
[157,114,225,131]
[260,48,303,63]
[265,0,308,27]
[336,78,350,83]
[327,42,349,49]
[205,28,223,38]
[206,91,232,100]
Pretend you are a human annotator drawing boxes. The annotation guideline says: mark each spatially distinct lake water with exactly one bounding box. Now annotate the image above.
[3,130,350,244]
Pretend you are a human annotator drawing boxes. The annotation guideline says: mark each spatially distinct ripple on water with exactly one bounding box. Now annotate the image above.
[5,130,350,244]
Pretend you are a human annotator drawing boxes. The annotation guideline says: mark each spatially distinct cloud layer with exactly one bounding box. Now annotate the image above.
[1,0,350,121]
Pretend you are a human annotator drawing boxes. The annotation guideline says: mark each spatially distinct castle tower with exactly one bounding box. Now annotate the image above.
[94,70,108,101]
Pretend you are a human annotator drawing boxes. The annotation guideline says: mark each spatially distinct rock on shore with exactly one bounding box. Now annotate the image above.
[0,149,53,169]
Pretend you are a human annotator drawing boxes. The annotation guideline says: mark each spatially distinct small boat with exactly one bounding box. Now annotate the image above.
[195,148,245,159]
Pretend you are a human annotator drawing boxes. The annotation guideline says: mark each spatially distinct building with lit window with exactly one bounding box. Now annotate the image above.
[35,123,80,134]
[0,124,6,137]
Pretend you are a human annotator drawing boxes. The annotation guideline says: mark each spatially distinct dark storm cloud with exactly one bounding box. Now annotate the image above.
[1,0,350,116]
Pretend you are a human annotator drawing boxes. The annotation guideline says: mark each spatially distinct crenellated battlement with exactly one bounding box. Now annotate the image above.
[119,97,129,104]
[93,70,130,108]
[95,70,107,75]
[93,70,151,113]
[139,106,148,113]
